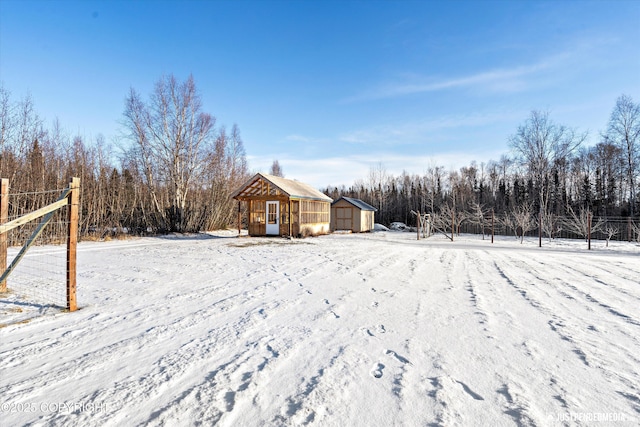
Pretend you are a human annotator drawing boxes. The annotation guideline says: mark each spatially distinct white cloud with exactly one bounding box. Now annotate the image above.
[284,134,311,143]
[343,51,572,102]
[338,109,526,146]
[249,150,505,189]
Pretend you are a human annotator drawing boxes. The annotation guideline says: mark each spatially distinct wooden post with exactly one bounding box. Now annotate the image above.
[67,177,79,312]
[1,178,8,292]
[417,211,420,241]
[237,200,241,235]
[288,199,292,238]
[451,210,455,242]
[491,209,494,244]
[629,217,632,242]
[538,208,542,248]
[587,210,592,251]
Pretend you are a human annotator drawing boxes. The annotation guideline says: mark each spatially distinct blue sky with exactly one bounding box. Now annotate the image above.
[1,0,639,188]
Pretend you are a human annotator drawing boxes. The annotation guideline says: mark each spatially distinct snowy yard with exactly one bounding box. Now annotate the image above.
[1,231,639,426]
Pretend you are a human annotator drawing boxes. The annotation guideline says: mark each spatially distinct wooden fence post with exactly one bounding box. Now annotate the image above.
[451,210,455,242]
[491,209,494,244]
[1,178,8,292]
[538,208,542,248]
[587,210,592,251]
[67,177,80,312]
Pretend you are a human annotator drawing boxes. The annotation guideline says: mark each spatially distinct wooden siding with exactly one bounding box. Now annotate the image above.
[245,198,328,237]
[234,174,331,237]
[330,198,375,232]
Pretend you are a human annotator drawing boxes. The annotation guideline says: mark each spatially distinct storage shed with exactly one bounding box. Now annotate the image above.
[232,173,332,237]
[330,196,377,233]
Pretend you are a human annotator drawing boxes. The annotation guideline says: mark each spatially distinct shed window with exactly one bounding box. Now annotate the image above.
[300,200,330,224]
[267,203,277,224]
[251,201,265,224]
[281,202,289,224]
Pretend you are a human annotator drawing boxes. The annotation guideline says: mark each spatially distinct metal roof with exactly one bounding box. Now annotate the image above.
[332,196,377,211]
[231,173,332,202]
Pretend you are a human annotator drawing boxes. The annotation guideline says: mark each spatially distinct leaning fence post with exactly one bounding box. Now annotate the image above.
[1,178,8,292]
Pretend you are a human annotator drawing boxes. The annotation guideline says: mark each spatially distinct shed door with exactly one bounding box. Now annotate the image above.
[336,207,352,230]
[266,201,279,235]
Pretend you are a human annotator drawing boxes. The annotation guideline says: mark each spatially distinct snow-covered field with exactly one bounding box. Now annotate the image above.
[1,231,639,426]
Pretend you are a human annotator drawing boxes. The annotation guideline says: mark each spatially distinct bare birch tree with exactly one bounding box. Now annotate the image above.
[606,95,640,217]
[270,160,284,177]
[509,110,587,215]
[123,74,216,232]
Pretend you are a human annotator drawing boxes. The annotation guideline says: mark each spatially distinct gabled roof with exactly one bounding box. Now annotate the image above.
[332,196,377,211]
[231,173,332,202]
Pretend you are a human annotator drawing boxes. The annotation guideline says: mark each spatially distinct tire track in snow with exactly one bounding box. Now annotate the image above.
[491,256,597,368]
[466,252,607,424]
[414,248,498,426]
[546,261,640,326]
[461,250,492,331]
[509,255,640,336]
[508,254,640,372]
[491,252,640,413]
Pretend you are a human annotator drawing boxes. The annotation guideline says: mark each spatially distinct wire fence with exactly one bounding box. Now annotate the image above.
[1,187,71,324]
[454,214,640,244]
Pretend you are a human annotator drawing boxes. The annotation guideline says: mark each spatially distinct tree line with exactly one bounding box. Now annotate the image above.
[1,75,250,238]
[323,95,640,239]
[1,72,638,241]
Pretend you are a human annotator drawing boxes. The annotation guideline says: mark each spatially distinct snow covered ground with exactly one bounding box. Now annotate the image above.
[1,231,639,426]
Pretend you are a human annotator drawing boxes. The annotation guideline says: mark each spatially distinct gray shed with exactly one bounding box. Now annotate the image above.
[330,196,377,232]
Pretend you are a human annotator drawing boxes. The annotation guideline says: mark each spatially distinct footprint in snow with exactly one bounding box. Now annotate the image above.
[377,324,386,334]
[385,349,411,365]
[361,328,374,337]
[371,363,385,378]
[371,301,379,308]
[323,299,330,305]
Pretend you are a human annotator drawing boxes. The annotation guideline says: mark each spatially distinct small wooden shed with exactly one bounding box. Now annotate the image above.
[232,173,332,237]
[330,196,377,232]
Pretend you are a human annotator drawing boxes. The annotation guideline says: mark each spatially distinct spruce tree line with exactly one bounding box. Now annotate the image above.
[324,96,639,239]
[1,74,638,241]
